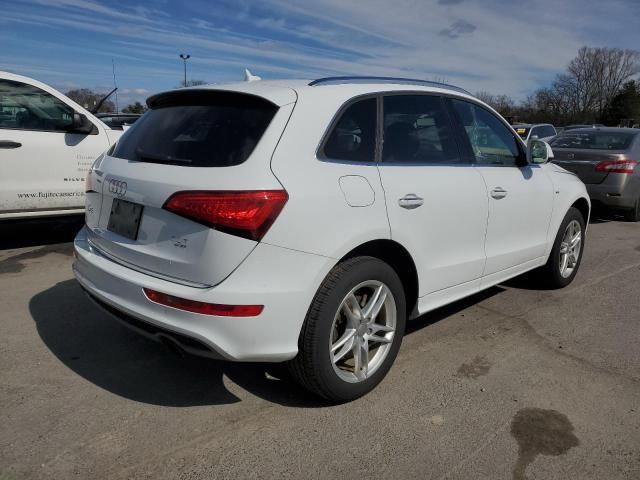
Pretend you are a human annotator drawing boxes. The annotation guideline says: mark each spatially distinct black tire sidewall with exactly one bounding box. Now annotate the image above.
[627,195,640,222]
[547,208,586,287]
[308,257,406,402]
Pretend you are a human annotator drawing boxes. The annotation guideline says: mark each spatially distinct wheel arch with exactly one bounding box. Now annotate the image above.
[339,239,419,318]
[571,196,591,226]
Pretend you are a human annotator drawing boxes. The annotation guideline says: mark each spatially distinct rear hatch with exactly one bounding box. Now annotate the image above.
[85,87,296,287]
[551,149,625,184]
[550,130,638,185]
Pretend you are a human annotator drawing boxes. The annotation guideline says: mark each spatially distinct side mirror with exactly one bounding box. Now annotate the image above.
[527,139,554,164]
[69,112,95,134]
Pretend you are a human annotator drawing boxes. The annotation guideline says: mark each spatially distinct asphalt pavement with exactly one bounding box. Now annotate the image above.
[1,213,638,479]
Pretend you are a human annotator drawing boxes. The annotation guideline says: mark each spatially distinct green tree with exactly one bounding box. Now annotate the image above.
[601,81,640,126]
[122,101,146,114]
[178,79,208,88]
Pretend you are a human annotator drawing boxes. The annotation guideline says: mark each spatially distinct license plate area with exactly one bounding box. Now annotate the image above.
[108,198,143,240]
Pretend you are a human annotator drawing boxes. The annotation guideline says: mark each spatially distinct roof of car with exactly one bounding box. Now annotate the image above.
[152,76,479,108]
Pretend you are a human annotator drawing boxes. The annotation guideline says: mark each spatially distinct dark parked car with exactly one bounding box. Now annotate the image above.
[96,113,141,130]
[550,128,640,221]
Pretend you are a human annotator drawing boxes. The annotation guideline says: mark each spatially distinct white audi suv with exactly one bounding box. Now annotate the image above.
[73,76,590,402]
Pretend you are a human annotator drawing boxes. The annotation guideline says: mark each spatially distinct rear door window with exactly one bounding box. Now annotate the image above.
[112,92,278,167]
[382,94,462,164]
[530,127,541,139]
[540,125,556,138]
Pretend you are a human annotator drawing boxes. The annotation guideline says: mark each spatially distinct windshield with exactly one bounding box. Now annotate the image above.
[112,92,277,167]
[550,131,637,150]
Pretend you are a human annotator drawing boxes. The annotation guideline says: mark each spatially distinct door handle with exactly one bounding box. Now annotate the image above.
[398,194,424,209]
[0,140,22,149]
[490,187,508,199]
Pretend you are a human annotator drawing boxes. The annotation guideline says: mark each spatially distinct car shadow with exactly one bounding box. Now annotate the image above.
[29,279,327,408]
[30,280,509,408]
[406,286,505,334]
[588,207,629,224]
[0,216,84,250]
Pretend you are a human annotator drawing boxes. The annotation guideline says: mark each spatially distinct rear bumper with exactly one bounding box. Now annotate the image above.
[73,226,334,362]
[587,175,639,209]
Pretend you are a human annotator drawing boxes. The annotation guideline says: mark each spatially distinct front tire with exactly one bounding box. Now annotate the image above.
[623,195,640,222]
[540,207,586,288]
[288,256,406,403]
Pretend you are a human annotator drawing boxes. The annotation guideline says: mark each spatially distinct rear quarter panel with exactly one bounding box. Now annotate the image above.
[264,88,391,259]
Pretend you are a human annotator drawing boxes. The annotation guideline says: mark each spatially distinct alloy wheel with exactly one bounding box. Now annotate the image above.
[559,219,582,278]
[329,280,397,383]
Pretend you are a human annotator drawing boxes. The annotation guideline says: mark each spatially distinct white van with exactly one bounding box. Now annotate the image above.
[0,72,122,219]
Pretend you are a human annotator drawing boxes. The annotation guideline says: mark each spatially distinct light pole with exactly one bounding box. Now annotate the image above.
[179,54,190,86]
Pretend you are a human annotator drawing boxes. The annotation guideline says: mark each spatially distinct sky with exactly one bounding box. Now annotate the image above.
[2,0,639,110]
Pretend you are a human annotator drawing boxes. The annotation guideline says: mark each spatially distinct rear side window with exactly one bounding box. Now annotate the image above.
[323,97,377,162]
[382,95,461,164]
[539,125,556,138]
[112,92,277,167]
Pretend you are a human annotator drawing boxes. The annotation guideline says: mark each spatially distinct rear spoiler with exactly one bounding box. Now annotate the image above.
[146,89,278,110]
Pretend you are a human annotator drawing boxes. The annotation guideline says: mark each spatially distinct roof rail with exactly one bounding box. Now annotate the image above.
[308,76,471,95]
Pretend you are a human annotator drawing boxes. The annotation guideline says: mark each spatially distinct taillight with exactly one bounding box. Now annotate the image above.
[85,152,106,193]
[144,288,263,317]
[594,159,638,174]
[163,190,288,241]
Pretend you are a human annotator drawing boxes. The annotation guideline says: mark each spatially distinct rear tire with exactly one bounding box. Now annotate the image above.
[623,195,640,222]
[540,207,586,288]
[288,256,406,403]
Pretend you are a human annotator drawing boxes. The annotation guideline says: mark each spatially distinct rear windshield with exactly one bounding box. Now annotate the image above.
[112,92,277,167]
[514,127,530,140]
[550,131,637,150]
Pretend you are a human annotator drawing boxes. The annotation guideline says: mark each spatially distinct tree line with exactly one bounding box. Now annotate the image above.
[65,79,208,114]
[64,47,640,127]
[477,46,640,126]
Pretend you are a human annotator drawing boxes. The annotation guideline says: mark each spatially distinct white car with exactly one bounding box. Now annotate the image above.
[0,72,122,220]
[73,77,590,402]
[514,123,557,144]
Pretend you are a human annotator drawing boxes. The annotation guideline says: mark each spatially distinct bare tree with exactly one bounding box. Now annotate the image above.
[475,91,515,116]
[66,88,115,113]
[540,47,640,123]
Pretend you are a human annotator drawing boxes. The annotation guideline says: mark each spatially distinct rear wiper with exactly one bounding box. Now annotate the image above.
[136,149,193,164]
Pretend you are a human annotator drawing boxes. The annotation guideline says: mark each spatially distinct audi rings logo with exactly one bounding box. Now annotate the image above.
[109,179,127,197]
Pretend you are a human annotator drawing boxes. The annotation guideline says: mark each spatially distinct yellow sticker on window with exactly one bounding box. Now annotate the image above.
[516,128,526,134]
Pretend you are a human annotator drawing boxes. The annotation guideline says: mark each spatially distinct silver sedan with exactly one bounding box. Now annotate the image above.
[550,128,640,221]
